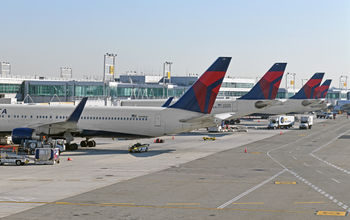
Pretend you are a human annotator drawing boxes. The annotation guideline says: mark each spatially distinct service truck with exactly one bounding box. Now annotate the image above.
[299,115,313,129]
[34,148,60,165]
[268,115,295,129]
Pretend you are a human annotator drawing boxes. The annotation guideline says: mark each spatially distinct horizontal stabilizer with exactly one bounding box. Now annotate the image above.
[162,97,174,107]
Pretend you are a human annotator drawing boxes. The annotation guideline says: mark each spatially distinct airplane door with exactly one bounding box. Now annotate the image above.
[154,114,161,127]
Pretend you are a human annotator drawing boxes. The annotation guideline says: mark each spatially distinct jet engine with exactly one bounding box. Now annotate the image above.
[11,128,37,144]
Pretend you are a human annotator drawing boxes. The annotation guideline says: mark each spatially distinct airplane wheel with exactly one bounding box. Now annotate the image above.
[92,140,96,147]
[67,144,78,151]
[71,143,78,150]
[87,141,94,147]
[80,140,88,147]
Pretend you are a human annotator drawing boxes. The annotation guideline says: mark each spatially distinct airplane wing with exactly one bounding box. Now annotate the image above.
[33,97,88,135]
[214,112,235,120]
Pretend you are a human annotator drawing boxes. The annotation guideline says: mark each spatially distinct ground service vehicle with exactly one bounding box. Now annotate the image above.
[203,137,216,141]
[34,148,60,165]
[268,115,295,129]
[299,115,313,129]
[316,112,327,118]
[154,138,164,143]
[0,152,29,166]
[128,143,149,153]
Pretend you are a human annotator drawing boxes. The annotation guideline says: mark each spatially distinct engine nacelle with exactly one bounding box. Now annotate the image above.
[12,128,35,144]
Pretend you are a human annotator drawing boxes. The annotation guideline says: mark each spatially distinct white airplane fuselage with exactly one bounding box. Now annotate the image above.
[0,104,205,138]
[257,99,327,115]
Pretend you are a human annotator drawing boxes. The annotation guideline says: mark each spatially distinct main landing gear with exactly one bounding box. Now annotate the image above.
[80,140,96,148]
[66,143,79,151]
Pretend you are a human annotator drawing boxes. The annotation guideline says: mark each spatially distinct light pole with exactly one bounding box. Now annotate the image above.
[162,61,173,98]
[339,75,348,90]
[103,53,117,105]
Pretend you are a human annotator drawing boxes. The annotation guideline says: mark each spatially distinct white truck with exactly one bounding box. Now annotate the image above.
[268,115,295,129]
[299,115,313,129]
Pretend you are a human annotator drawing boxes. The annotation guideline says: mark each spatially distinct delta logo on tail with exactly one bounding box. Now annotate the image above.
[314,79,332,99]
[239,63,287,100]
[170,57,231,114]
[291,72,324,99]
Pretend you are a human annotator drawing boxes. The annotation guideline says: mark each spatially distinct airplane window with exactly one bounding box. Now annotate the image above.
[30,115,33,118]
[50,116,52,119]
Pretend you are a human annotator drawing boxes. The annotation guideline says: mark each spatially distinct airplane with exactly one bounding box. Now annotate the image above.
[0,57,231,150]
[114,62,288,124]
[256,72,326,116]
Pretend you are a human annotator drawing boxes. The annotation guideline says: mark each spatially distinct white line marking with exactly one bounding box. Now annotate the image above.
[310,127,350,175]
[316,170,323,174]
[265,122,350,211]
[303,162,309,167]
[331,178,340,184]
[217,169,286,209]
[292,156,297,160]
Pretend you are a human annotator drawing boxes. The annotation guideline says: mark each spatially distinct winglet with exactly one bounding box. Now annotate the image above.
[315,79,332,99]
[239,63,287,100]
[291,72,324,99]
[67,97,88,122]
[162,97,174,107]
[169,57,231,114]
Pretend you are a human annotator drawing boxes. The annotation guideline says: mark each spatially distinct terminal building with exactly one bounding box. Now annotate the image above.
[0,73,349,106]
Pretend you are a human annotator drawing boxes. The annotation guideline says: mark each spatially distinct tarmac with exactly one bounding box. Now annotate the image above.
[1,116,350,219]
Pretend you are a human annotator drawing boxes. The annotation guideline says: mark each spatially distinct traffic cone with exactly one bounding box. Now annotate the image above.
[172,136,174,140]
[244,147,247,153]
[67,157,72,161]
[280,131,283,135]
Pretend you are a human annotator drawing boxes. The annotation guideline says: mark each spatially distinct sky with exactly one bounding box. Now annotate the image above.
[0,0,349,88]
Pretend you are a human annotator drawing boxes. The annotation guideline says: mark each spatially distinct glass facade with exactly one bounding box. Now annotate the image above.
[221,82,254,88]
[28,84,66,96]
[218,91,248,97]
[75,85,103,97]
[110,86,187,99]
[0,83,21,93]
[327,93,339,99]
